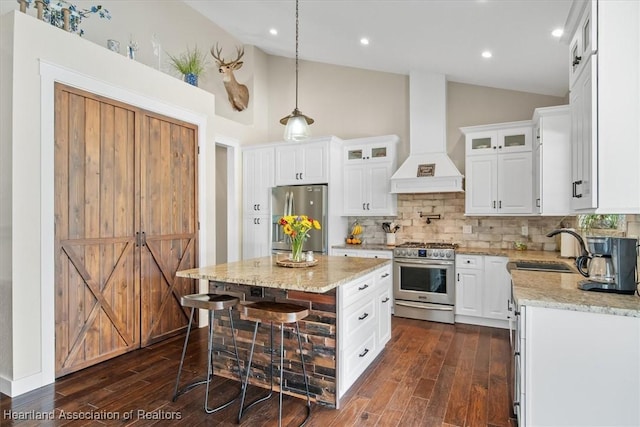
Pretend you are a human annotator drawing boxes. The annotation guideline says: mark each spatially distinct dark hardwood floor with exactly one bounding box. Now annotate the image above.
[1,317,515,426]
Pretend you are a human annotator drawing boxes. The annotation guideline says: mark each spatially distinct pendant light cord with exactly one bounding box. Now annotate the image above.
[295,0,299,111]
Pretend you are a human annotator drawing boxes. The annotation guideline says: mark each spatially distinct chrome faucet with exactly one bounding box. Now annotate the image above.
[546,228,588,257]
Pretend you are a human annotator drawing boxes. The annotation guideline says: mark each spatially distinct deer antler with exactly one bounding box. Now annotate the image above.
[232,46,244,63]
[211,43,225,64]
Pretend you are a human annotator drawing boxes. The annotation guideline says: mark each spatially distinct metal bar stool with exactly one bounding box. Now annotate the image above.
[237,301,312,427]
[172,293,242,414]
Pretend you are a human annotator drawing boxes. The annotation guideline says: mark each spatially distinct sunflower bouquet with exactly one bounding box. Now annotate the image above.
[278,215,321,261]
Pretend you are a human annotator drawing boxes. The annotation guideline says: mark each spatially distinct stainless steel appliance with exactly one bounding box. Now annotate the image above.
[577,236,638,294]
[271,185,328,254]
[393,242,456,324]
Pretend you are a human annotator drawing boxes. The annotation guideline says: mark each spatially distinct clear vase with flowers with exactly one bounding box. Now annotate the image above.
[278,215,321,262]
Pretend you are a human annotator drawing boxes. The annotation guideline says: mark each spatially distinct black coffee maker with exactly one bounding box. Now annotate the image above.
[547,230,638,294]
[578,236,638,294]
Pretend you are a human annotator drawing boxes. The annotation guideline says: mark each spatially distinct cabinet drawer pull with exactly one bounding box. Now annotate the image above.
[493,200,496,209]
[358,284,369,291]
[381,273,390,278]
[572,55,582,66]
[499,200,502,209]
[536,198,540,207]
[382,297,390,303]
[358,348,370,358]
[362,203,366,210]
[358,312,369,320]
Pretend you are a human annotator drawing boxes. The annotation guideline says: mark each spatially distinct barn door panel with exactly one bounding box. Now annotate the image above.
[139,115,198,346]
[54,84,139,376]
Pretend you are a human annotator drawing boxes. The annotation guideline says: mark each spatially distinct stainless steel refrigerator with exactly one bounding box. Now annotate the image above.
[271,185,328,254]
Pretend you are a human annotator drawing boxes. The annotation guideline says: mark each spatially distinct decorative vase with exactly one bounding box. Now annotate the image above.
[290,238,304,262]
[184,73,198,87]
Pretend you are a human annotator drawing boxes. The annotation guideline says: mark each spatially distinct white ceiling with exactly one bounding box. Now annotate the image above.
[183,0,573,97]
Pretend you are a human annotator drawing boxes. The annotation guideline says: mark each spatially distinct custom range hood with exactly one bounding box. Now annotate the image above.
[390,72,464,193]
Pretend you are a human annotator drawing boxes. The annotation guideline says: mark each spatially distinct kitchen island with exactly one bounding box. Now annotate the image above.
[176,255,392,408]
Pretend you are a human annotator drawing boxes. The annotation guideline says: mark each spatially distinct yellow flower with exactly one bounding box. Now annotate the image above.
[312,219,321,230]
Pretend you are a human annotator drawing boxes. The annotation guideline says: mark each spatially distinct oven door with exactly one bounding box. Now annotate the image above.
[393,259,455,306]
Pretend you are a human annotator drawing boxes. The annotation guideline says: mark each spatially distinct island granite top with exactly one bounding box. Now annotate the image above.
[176,255,390,293]
[456,248,640,317]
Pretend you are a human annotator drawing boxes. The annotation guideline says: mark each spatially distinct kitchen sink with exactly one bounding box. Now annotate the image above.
[513,260,575,273]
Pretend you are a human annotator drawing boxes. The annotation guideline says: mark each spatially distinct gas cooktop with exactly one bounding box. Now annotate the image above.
[394,242,457,260]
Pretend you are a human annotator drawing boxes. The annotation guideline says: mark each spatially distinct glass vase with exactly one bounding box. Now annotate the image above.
[290,238,304,262]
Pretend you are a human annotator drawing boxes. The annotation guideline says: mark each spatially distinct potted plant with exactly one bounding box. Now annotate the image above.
[578,214,623,236]
[167,46,208,86]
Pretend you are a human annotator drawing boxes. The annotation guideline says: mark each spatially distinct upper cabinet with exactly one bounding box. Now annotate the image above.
[341,135,398,216]
[567,0,640,213]
[532,106,571,216]
[275,140,329,185]
[462,121,533,215]
[465,124,532,156]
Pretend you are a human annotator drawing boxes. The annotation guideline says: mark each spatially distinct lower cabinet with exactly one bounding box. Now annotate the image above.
[337,263,392,398]
[242,215,271,259]
[331,248,393,259]
[515,304,640,426]
[455,254,509,328]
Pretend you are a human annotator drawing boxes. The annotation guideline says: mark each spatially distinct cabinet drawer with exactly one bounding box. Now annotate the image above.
[343,298,376,344]
[343,333,376,390]
[375,264,392,286]
[341,273,375,308]
[455,255,484,269]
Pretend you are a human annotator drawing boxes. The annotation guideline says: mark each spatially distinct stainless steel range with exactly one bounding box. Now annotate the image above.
[393,242,457,324]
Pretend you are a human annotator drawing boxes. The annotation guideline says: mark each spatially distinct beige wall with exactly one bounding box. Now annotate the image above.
[264,58,409,144]
[447,82,566,174]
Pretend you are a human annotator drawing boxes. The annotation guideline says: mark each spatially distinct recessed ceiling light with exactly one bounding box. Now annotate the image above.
[360,37,370,46]
[269,28,278,36]
[482,51,492,58]
[551,28,564,38]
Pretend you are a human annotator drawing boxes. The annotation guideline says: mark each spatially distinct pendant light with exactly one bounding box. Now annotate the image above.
[280,0,314,141]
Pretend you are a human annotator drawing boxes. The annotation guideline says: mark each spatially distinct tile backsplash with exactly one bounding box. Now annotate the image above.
[351,193,640,253]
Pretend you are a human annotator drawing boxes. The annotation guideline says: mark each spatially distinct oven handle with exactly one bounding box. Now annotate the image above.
[395,301,454,311]
[394,259,454,267]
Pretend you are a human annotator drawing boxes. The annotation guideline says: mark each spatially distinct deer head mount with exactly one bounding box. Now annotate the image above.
[211,43,250,112]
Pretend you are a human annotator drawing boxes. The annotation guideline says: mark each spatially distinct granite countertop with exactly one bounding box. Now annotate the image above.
[176,255,390,293]
[458,248,640,317]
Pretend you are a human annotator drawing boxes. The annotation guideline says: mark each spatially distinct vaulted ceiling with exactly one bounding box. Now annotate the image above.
[184,0,573,97]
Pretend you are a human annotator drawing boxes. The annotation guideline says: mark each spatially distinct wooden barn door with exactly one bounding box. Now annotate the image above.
[139,113,198,346]
[54,83,198,376]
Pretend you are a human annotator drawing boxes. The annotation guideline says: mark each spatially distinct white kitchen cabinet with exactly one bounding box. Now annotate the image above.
[532,106,571,215]
[377,266,392,346]
[465,122,532,156]
[455,255,483,318]
[242,146,274,260]
[516,304,640,426]
[337,263,392,398]
[566,0,640,213]
[331,248,393,259]
[569,54,597,211]
[462,122,533,215]
[243,146,274,215]
[342,135,398,216]
[274,140,328,185]
[242,215,270,260]
[455,254,509,328]
[465,152,532,215]
[482,256,510,320]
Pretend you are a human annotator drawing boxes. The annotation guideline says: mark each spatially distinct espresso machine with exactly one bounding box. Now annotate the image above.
[577,237,638,294]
